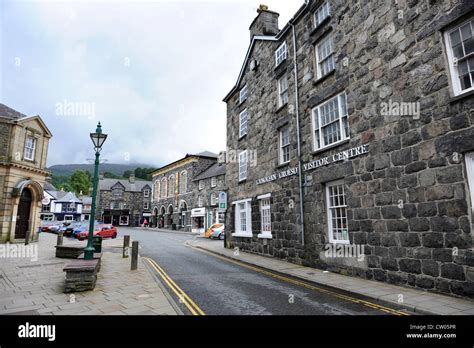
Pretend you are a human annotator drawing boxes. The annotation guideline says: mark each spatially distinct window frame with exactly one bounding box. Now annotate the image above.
[258,195,272,239]
[211,192,218,206]
[279,125,291,165]
[198,195,203,207]
[239,109,248,138]
[444,18,474,96]
[239,150,248,182]
[199,180,204,190]
[179,171,187,194]
[143,189,150,198]
[232,199,252,237]
[211,177,217,188]
[315,34,335,80]
[24,135,36,161]
[314,0,330,28]
[326,180,349,244]
[143,202,149,210]
[275,42,288,66]
[239,84,249,104]
[311,92,349,152]
[278,74,289,107]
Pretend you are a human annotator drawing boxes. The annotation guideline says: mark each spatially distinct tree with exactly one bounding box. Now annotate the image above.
[70,171,91,195]
[123,170,133,179]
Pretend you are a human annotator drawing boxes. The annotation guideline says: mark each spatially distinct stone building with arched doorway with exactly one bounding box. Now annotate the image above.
[0,104,52,243]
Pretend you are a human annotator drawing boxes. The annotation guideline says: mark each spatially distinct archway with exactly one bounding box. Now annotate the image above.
[167,205,174,227]
[153,207,159,228]
[159,206,166,228]
[15,188,32,239]
[179,201,188,229]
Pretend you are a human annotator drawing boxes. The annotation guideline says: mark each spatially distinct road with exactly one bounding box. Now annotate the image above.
[118,227,410,316]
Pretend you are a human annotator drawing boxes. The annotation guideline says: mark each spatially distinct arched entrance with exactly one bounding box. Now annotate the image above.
[153,207,159,228]
[167,205,174,227]
[15,188,32,239]
[159,206,166,228]
[179,201,188,229]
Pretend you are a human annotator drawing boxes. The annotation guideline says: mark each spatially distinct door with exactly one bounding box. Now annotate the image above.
[15,188,32,239]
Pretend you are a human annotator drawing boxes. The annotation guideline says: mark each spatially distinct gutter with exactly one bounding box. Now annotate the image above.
[289,0,310,247]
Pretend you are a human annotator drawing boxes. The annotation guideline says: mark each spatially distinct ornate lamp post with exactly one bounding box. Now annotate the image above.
[84,122,107,260]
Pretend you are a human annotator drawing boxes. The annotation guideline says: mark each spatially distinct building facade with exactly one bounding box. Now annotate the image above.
[0,104,52,243]
[40,190,83,222]
[96,174,152,227]
[223,2,474,298]
[192,162,226,233]
[150,152,218,231]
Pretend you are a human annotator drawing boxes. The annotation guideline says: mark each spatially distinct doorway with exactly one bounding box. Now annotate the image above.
[15,188,32,239]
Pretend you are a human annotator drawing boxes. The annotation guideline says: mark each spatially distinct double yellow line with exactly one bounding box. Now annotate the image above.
[143,257,205,316]
[192,247,410,316]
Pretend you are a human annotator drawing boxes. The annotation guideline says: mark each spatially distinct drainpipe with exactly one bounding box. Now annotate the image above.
[290,22,305,246]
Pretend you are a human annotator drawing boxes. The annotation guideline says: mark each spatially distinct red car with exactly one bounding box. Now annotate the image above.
[76,224,117,241]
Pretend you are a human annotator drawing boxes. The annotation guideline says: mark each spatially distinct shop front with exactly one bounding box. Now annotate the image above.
[191,208,206,234]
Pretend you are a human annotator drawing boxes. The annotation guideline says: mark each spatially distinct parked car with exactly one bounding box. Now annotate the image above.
[63,222,85,237]
[205,223,224,238]
[209,228,225,240]
[76,224,117,241]
[40,221,56,232]
[49,221,70,234]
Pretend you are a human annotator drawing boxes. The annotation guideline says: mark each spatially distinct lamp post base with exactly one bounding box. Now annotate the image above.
[84,246,95,260]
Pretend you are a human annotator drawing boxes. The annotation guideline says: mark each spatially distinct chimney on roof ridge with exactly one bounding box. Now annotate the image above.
[129,173,135,184]
[249,5,279,40]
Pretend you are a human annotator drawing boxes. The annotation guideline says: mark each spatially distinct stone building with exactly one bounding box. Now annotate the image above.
[0,104,52,243]
[223,2,474,298]
[96,174,152,227]
[192,162,226,233]
[150,152,218,231]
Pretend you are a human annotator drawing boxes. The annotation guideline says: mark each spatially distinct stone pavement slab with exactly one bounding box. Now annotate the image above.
[188,238,474,315]
[0,232,179,315]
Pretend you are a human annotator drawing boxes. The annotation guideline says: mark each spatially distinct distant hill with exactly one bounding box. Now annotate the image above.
[48,163,156,177]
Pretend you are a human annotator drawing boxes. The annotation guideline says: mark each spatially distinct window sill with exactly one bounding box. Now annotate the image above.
[276,161,291,169]
[310,16,331,37]
[313,69,335,86]
[328,240,350,245]
[257,233,273,239]
[238,179,247,184]
[311,139,350,156]
[232,232,253,238]
[449,89,474,104]
[275,103,288,114]
[274,58,287,70]
[238,98,247,107]
[238,134,247,141]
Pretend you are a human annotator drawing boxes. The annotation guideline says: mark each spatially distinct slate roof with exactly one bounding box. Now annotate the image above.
[80,196,92,205]
[193,163,226,181]
[0,104,27,120]
[191,151,218,158]
[43,181,57,191]
[98,178,152,192]
[45,190,68,200]
[55,191,82,203]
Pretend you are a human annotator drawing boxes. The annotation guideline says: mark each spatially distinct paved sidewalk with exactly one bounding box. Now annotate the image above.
[0,233,178,315]
[189,238,474,315]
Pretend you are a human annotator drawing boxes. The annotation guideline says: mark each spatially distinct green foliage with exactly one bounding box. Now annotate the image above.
[70,171,92,195]
[134,167,156,180]
[103,172,121,179]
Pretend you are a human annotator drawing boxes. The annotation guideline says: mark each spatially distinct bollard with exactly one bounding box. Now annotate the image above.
[57,232,64,246]
[131,241,139,271]
[123,235,130,258]
[24,230,30,246]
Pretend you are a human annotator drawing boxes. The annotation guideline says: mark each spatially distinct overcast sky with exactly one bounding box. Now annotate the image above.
[1,0,303,167]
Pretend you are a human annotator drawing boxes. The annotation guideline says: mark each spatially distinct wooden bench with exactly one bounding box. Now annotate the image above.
[55,245,84,259]
[63,259,101,293]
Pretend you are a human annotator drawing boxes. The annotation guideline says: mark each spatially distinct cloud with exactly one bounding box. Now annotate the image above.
[1,0,304,167]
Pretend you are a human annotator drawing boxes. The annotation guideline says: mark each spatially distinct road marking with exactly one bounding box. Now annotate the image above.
[191,246,410,316]
[143,257,205,316]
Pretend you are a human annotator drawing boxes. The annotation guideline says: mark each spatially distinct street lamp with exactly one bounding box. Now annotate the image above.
[84,122,107,260]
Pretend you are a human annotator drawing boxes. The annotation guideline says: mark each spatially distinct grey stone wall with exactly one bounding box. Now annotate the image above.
[151,157,217,230]
[224,0,474,298]
[0,123,11,161]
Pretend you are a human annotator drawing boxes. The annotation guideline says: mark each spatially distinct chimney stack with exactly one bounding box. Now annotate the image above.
[129,173,135,184]
[249,5,279,40]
